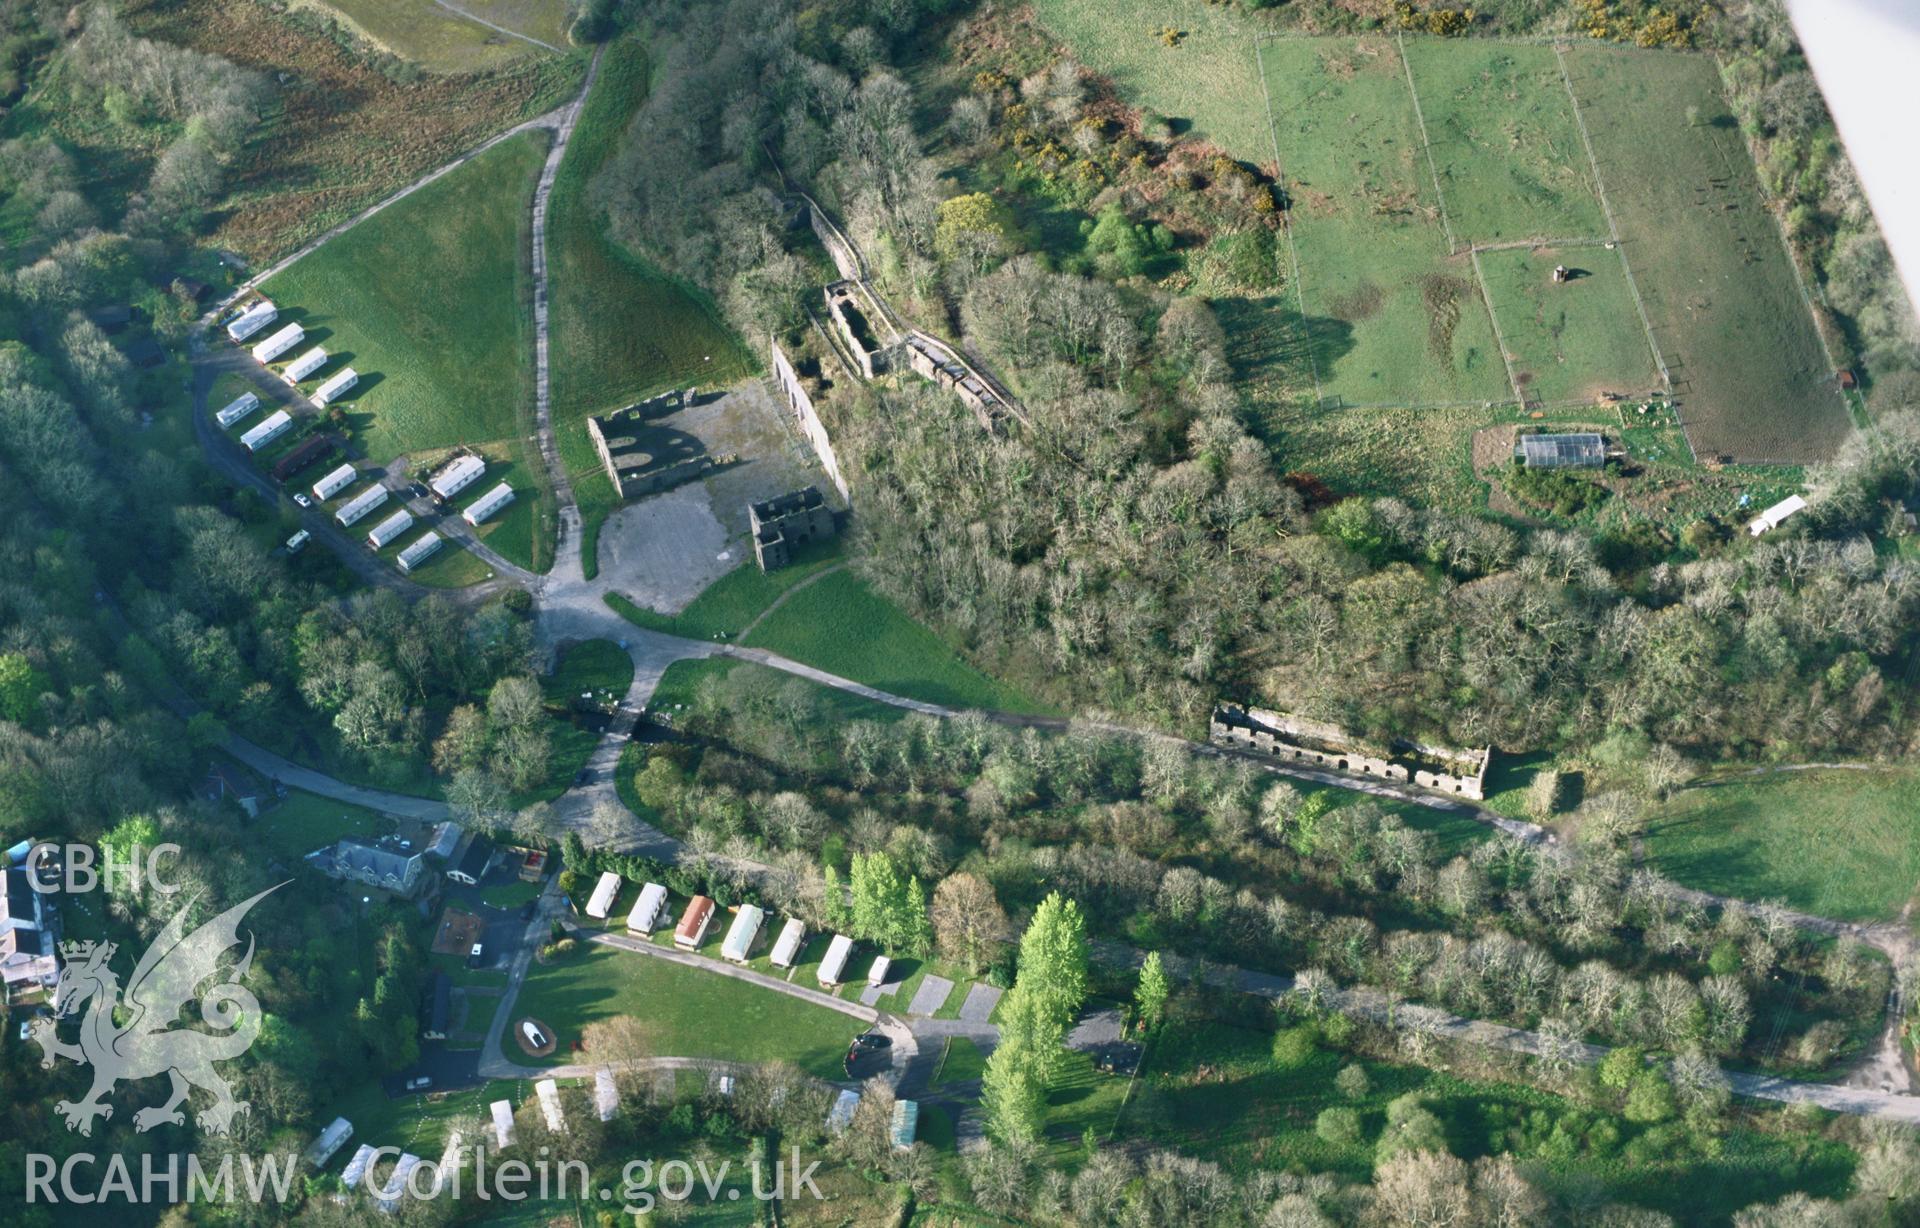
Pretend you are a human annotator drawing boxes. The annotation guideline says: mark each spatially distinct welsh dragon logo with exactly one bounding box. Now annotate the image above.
[30,885,281,1137]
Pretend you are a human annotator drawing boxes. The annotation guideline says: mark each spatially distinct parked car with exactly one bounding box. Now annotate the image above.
[409,482,429,500]
[292,492,312,508]
[405,1076,432,1092]
[573,767,594,786]
[522,1021,549,1049]
[519,899,538,921]
[467,943,484,969]
[850,1033,891,1052]
[285,530,310,555]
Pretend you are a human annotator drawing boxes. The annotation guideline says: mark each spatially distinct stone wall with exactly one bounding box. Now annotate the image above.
[1210,705,1491,800]
[771,338,851,504]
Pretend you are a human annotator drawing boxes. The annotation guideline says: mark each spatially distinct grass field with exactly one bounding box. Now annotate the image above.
[1562,45,1849,462]
[741,568,1054,715]
[456,0,573,49]
[259,130,554,571]
[1644,768,1920,922]
[512,943,859,1080]
[1480,245,1660,403]
[1260,36,1509,408]
[1399,39,1606,243]
[316,0,554,73]
[548,37,755,575]
[258,789,389,862]
[606,541,844,640]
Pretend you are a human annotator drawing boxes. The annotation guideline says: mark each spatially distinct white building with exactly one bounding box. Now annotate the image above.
[340,1144,377,1191]
[396,532,443,574]
[335,484,389,528]
[367,509,414,550]
[283,346,329,384]
[1748,494,1809,537]
[585,871,622,919]
[430,454,485,500]
[817,934,854,987]
[251,322,305,364]
[313,463,357,501]
[770,917,807,969]
[462,481,516,525]
[535,1078,566,1134]
[240,410,292,453]
[215,391,260,429]
[303,1117,353,1169]
[226,300,276,343]
[312,367,359,407]
[489,1099,515,1150]
[721,904,765,963]
[627,882,668,933]
[594,1068,619,1122]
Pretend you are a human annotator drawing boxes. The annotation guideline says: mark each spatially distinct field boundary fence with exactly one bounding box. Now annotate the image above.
[1254,34,1327,406]
[1396,31,1463,256]
[1554,43,1675,411]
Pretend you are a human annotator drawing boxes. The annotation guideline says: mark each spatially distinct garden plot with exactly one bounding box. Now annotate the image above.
[1261,36,1508,408]
[1561,44,1848,463]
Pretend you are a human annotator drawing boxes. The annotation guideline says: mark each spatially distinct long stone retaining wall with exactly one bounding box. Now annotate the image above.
[771,337,851,505]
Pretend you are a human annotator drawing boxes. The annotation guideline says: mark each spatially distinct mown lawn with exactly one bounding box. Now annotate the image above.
[512,943,860,1080]
[317,1076,535,1169]
[547,36,754,576]
[259,130,555,571]
[606,540,845,640]
[1644,768,1920,921]
[740,569,1054,715]
[257,789,389,863]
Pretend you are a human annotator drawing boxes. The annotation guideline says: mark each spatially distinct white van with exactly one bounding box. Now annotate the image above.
[285,530,311,554]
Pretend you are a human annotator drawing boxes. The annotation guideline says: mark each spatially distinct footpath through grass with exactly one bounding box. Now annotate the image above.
[259,129,553,571]
[606,540,845,640]
[740,568,1054,715]
[1643,767,1920,922]
[512,943,859,1081]
[548,36,754,575]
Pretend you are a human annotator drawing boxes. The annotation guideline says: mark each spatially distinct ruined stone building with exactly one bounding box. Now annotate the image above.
[824,281,894,378]
[902,332,1008,430]
[586,388,711,500]
[750,487,837,571]
[1210,705,1491,799]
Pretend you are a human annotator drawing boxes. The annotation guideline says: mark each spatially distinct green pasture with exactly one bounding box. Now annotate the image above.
[1561,45,1848,463]
[1480,245,1660,403]
[1644,767,1920,922]
[260,131,544,463]
[1401,38,1605,243]
[1260,36,1508,408]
